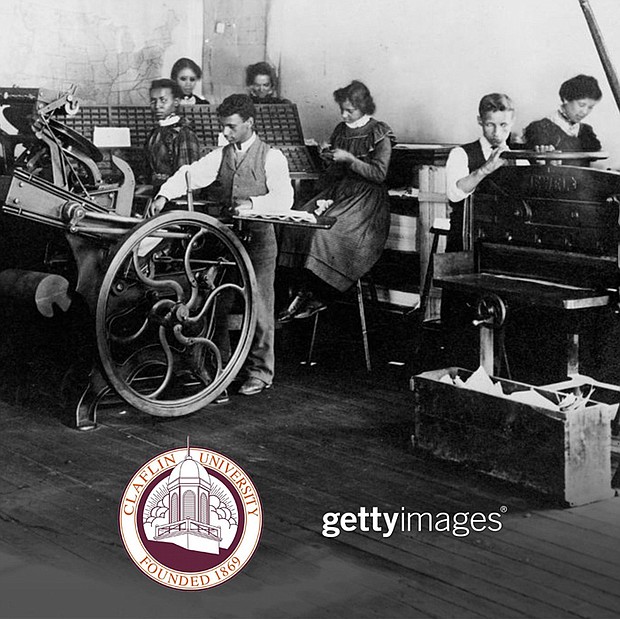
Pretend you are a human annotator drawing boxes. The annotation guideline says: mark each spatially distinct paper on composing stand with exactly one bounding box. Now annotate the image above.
[240,197,335,224]
[93,127,131,148]
[240,210,317,223]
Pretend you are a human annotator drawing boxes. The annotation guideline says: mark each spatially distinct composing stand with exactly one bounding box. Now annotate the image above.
[60,103,321,184]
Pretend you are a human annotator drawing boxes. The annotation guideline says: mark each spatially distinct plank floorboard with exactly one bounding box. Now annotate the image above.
[258,483,566,618]
[502,514,620,566]
[1,340,619,618]
[270,521,528,619]
[459,529,620,601]
[261,528,468,618]
[535,507,620,538]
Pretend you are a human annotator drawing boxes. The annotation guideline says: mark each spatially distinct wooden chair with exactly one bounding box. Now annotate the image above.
[302,276,375,372]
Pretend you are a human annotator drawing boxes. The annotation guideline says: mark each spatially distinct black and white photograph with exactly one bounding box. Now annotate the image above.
[0,1,619,617]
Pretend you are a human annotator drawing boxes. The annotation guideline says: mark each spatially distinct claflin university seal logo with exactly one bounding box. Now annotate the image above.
[119,441,262,590]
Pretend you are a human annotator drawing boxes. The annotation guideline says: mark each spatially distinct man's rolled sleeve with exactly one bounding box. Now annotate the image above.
[158,150,223,201]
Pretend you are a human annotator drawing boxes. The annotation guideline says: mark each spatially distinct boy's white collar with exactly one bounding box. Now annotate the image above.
[158,114,180,127]
[479,135,509,152]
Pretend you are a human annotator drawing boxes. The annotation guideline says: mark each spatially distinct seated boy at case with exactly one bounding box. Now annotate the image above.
[445,93,516,252]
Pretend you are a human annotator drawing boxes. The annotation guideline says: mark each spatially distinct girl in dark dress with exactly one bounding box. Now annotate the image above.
[523,74,602,165]
[278,80,395,320]
[246,62,291,105]
[171,57,209,105]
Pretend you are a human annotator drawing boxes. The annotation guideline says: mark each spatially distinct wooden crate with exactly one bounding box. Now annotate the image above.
[411,367,614,506]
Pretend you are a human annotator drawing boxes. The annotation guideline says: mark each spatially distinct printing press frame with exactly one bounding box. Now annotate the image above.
[0,86,260,429]
[434,152,620,390]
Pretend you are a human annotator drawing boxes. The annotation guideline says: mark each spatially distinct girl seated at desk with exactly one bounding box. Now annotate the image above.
[277,80,395,321]
[523,74,602,165]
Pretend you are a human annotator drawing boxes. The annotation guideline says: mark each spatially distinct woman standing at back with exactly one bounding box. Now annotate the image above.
[171,57,210,105]
[246,62,291,105]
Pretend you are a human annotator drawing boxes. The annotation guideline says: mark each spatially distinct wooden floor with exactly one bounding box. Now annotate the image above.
[0,312,619,619]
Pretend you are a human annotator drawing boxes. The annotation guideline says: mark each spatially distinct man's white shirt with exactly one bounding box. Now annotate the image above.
[157,132,294,213]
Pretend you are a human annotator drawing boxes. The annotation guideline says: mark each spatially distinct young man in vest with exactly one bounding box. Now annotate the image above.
[149,94,294,396]
[445,93,515,251]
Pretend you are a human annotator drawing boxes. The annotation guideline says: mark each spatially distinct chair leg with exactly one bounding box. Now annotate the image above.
[357,280,372,372]
[301,311,321,366]
[302,281,372,371]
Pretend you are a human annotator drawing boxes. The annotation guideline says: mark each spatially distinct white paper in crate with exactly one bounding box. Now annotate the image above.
[440,366,589,412]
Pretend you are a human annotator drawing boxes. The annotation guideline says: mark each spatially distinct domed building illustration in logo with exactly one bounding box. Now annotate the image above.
[120,443,262,590]
[142,444,239,554]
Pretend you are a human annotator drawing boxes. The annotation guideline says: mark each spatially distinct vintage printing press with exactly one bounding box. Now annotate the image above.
[0,87,333,430]
[415,152,620,503]
[434,150,620,398]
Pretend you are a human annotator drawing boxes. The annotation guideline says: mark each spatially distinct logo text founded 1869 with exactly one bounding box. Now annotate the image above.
[119,444,262,590]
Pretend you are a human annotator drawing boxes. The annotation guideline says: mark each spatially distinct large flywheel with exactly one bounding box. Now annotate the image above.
[96,211,257,417]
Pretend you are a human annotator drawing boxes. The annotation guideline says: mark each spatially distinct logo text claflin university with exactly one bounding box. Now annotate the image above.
[119,443,262,590]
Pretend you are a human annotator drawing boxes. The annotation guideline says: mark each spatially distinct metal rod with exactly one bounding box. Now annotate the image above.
[186,170,194,211]
[81,210,143,224]
[579,0,620,114]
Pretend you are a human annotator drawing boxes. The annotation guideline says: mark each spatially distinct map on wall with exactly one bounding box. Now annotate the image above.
[0,0,183,105]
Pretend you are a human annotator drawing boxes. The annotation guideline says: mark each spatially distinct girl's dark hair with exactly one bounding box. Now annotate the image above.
[245,62,278,90]
[333,80,376,115]
[150,78,183,100]
[559,75,602,102]
[170,58,203,81]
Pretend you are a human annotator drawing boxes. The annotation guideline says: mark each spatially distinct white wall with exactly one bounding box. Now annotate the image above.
[268,0,620,169]
[202,0,269,103]
[2,0,620,167]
